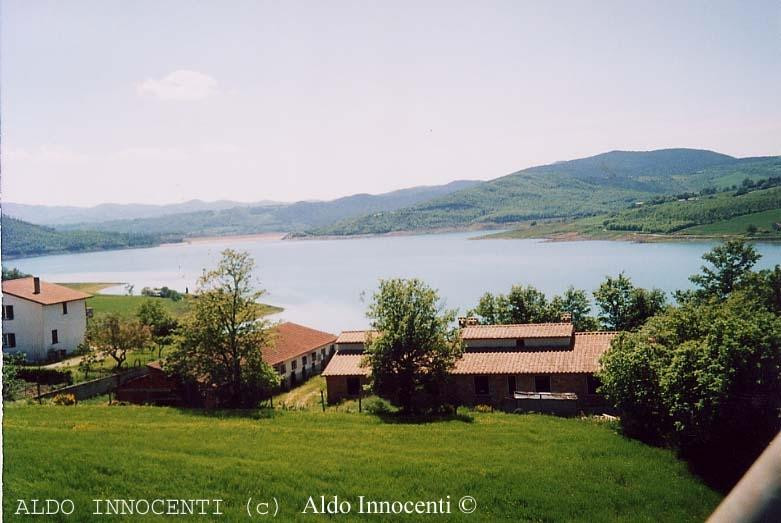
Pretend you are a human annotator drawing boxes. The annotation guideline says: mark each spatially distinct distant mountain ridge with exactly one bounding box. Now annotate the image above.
[2,199,283,225]
[40,180,482,237]
[312,149,781,235]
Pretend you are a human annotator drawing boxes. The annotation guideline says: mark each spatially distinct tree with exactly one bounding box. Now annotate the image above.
[365,278,463,413]
[1,266,29,281]
[2,353,26,400]
[505,285,551,324]
[594,273,666,331]
[137,300,178,359]
[549,286,600,331]
[167,249,278,408]
[599,292,781,489]
[86,313,152,370]
[689,239,759,300]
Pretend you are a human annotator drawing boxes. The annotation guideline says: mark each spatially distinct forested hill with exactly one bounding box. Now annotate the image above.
[56,179,481,237]
[0,216,171,258]
[311,150,781,236]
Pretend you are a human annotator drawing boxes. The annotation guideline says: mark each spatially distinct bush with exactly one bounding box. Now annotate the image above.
[364,397,393,414]
[16,368,73,386]
[474,404,493,413]
[51,394,76,406]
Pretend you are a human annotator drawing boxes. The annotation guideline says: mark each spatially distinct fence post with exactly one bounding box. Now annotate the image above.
[37,382,41,404]
[321,390,326,412]
[358,394,362,413]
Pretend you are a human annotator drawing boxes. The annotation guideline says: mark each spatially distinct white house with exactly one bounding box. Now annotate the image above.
[264,322,337,389]
[2,277,91,361]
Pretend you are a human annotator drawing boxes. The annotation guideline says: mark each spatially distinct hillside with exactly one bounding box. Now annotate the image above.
[3,406,721,521]
[0,216,172,258]
[58,180,481,237]
[485,183,781,241]
[312,151,781,236]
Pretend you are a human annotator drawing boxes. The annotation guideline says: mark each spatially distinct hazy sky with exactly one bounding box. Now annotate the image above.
[2,0,779,206]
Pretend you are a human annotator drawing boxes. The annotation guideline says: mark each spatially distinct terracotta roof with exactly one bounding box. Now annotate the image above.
[2,277,91,305]
[263,322,337,365]
[321,353,371,377]
[460,323,574,340]
[335,330,378,344]
[452,332,617,375]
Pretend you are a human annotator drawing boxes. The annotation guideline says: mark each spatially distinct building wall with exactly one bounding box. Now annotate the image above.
[464,337,571,350]
[2,294,44,360]
[325,375,368,404]
[449,373,593,407]
[273,342,335,389]
[42,299,87,358]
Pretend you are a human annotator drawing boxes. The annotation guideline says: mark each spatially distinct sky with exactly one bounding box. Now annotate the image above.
[2,0,779,207]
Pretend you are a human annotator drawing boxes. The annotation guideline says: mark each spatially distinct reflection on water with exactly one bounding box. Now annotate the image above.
[11,233,781,333]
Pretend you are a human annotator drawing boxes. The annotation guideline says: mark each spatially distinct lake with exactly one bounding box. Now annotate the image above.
[10,233,781,333]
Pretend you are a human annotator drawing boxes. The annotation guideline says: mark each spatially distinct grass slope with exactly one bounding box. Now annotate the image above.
[314,152,781,236]
[2,405,721,521]
[487,185,781,241]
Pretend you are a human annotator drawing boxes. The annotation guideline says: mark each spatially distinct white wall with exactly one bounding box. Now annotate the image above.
[2,294,44,359]
[273,342,335,384]
[43,299,87,357]
[1,296,87,361]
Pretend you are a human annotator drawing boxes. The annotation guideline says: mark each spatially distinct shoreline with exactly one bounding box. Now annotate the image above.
[161,232,288,246]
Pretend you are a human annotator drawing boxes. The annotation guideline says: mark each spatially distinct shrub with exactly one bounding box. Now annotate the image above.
[16,368,73,386]
[364,397,393,414]
[474,404,493,413]
[51,394,76,406]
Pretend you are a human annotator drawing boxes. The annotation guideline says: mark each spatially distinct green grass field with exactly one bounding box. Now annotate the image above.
[59,283,283,320]
[2,405,721,521]
[680,208,781,236]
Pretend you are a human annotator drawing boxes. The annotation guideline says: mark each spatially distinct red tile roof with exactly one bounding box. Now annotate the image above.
[452,332,617,375]
[335,330,378,344]
[263,322,337,366]
[460,323,574,340]
[323,332,616,377]
[2,278,91,305]
[321,353,370,377]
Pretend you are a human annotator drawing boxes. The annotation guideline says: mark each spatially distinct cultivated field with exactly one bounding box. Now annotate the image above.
[3,405,721,521]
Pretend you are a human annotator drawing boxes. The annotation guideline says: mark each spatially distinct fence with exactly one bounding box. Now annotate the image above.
[35,367,150,402]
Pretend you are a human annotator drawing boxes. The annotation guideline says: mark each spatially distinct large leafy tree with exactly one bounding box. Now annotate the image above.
[689,239,759,300]
[86,313,152,370]
[365,278,462,413]
[549,286,600,331]
[167,249,278,408]
[593,273,666,331]
[599,242,781,489]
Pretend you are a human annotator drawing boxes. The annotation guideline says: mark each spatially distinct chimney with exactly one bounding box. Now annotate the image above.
[561,312,572,323]
[466,317,479,326]
[33,277,41,295]
[458,317,467,328]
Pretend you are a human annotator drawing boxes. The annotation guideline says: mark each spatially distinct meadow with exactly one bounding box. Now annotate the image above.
[3,405,722,521]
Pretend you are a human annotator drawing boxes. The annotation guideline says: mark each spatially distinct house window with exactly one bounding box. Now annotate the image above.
[515,338,525,349]
[313,352,318,361]
[51,330,59,344]
[302,355,307,365]
[507,375,517,395]
[291,360,297,370]
[280,363,287,374]
[2,333,16,348]
[534,375,551,393]
[62,302,68,315]
[587,375,601,395]
[346,377,361,396]
[2,305,14,320]
[474,376,490,395]
[321,348,326,357]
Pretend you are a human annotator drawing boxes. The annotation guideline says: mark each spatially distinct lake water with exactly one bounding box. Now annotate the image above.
[10,233,781,333]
